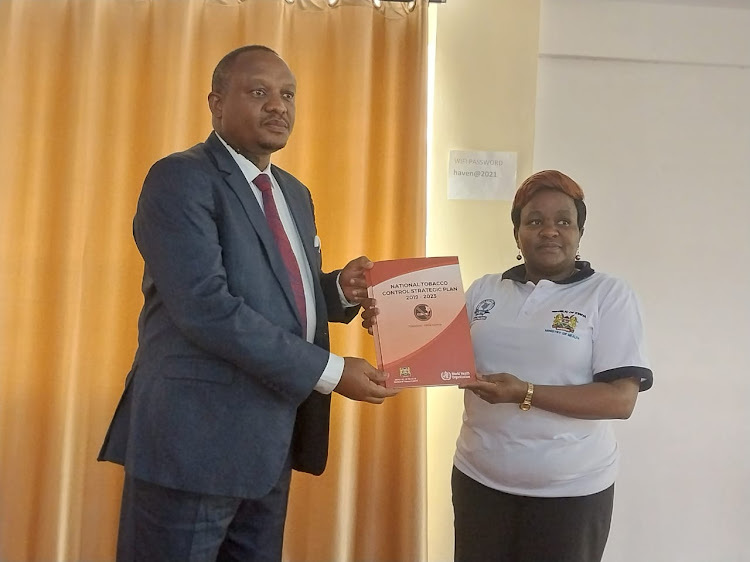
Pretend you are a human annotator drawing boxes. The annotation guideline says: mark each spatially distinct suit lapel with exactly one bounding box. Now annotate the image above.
[204,133,301,326]
[272,167,317,276]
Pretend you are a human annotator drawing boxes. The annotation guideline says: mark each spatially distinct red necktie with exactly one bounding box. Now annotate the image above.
[253,173,307,333]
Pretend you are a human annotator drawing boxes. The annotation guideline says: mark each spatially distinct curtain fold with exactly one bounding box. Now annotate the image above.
[0,1,428,559]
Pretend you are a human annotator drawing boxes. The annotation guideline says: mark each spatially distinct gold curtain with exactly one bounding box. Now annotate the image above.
[0,1,428,560]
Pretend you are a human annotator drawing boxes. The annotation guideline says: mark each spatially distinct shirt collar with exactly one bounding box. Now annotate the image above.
[501,261,595,285]
[215,131,272,177]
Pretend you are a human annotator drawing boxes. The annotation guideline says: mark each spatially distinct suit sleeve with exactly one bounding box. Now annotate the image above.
[134,156,329,405]
[320,270,359,324]
[304,187,359,325]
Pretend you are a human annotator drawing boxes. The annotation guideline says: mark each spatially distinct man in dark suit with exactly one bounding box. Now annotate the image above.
[99,44,397,561]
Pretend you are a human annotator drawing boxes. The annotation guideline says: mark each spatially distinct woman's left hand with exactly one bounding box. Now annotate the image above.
[460,373,528,405]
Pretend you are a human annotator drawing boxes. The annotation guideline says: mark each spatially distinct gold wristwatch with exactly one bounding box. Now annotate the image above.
[519,382,534,411]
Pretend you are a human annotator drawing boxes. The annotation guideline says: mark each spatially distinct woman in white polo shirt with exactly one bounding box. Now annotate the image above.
[453,170,653,562]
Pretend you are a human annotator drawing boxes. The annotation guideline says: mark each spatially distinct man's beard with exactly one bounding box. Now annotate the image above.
[258,138,288,152]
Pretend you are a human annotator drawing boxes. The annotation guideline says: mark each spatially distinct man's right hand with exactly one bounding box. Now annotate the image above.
[335,357,399,404]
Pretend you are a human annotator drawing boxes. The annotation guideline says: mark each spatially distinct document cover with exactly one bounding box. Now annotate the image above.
[365,256,476,388]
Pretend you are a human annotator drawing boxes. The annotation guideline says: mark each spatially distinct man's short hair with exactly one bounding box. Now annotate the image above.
[211,45,279,93]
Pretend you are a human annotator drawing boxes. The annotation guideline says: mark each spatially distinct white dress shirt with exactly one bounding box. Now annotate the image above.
[216,133,346,393]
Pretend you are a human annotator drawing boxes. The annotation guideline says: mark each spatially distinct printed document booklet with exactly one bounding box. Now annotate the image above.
[365,256,476,388]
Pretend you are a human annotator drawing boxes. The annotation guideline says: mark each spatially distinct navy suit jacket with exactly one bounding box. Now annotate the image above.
[99,132,357,499]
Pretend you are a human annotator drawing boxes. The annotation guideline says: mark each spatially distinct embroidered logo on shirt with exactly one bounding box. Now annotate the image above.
[552,313,577,333]
[545,310,587,340]
[472,299,496,320]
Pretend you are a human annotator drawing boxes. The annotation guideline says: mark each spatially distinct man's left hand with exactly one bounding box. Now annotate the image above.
[339,256,374,305]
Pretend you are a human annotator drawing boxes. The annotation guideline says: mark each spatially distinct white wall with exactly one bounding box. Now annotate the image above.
[426,1,540,560]
[535,1,750,560]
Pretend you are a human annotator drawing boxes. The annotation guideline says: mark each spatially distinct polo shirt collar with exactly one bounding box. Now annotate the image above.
[501,261,595,285]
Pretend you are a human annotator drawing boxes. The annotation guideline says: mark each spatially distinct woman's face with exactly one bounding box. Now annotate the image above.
[516,189,582,283]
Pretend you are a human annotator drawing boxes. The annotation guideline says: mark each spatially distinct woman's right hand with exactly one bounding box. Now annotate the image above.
[460,372,528,404]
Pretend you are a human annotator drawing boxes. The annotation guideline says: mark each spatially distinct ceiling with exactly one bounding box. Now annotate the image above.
[605,0,750,9]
